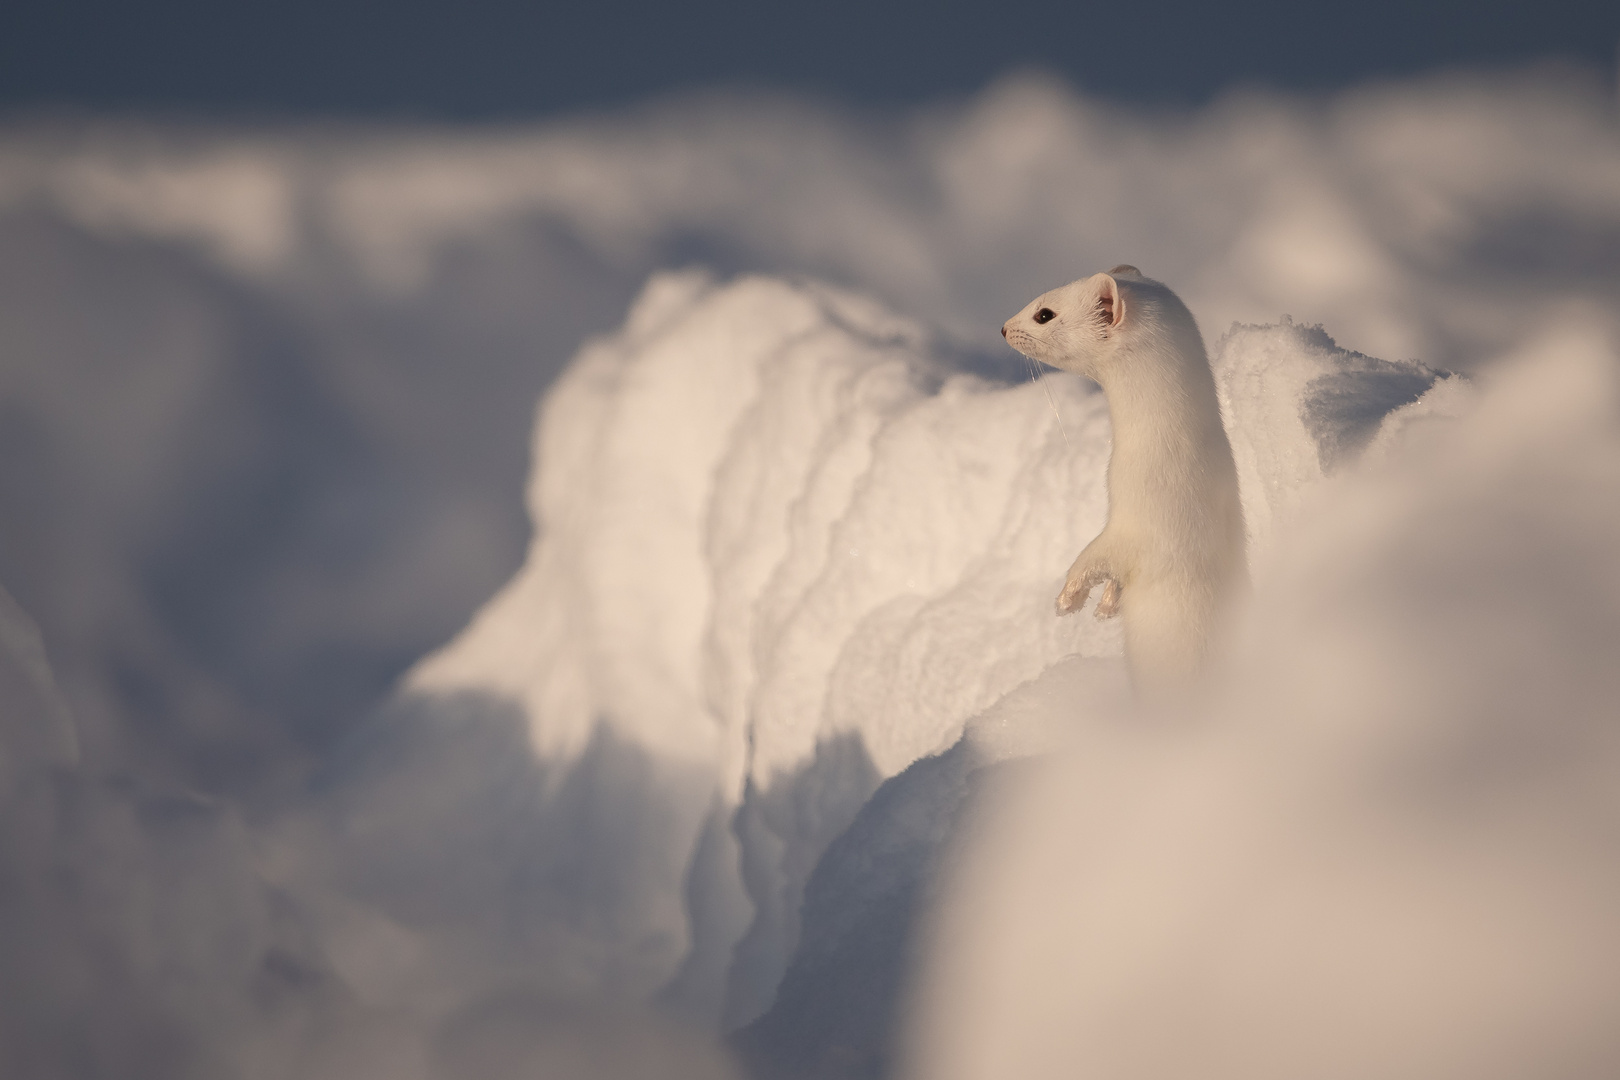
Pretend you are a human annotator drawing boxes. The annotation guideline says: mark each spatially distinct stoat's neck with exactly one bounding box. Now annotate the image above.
[1098,332,1229,526]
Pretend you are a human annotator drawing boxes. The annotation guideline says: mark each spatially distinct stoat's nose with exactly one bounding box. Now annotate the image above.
[1000,325,1007,338]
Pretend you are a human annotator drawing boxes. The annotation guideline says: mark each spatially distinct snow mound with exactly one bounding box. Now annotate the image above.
[389,270,1461,1036]
[1213,317,1466,559]
[406,270,1119,788]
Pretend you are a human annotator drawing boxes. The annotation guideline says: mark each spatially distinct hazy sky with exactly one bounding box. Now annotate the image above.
[3,0,1617,117]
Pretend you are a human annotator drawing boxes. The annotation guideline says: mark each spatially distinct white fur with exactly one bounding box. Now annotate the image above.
[1002,266,1247,692]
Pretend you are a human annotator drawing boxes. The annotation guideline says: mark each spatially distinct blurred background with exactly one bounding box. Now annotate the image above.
[6,0,1618,115]
[1,1,1619,1077]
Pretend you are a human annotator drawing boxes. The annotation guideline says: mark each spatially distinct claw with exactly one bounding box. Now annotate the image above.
[1055,581,1092,616]
[1094,578,1122,619]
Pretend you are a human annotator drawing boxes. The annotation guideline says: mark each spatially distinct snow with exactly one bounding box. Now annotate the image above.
[0,582,78,781]
[0,65,1617,1078]
[0,583,337,1080]
[1213,317,1466,561]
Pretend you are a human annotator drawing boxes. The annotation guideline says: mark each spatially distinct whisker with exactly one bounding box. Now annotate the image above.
[1026,354,1071,452]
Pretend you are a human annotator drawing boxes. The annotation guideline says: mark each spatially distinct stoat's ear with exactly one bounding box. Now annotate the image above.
[1097,273,1126,329]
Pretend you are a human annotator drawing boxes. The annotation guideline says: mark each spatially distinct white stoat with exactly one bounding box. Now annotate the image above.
[1003,265,1246,692]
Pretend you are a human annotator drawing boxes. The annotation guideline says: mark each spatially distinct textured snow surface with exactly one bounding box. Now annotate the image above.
[405,270,1120,786]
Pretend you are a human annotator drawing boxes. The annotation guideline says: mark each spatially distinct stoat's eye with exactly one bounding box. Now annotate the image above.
[1033,308,1056,324]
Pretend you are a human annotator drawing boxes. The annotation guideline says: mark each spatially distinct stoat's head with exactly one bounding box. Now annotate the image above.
[1001,265,1143,380]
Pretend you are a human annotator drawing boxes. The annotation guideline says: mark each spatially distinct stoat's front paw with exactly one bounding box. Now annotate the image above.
[1094,578,1122,619]
[1055,567,1105,617]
